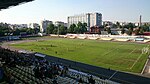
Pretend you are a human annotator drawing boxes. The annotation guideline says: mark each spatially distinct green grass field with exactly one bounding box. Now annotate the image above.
[10,38,149,73]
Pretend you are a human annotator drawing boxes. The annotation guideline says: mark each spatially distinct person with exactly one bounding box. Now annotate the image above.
[88,76,95,84]
[5,72,15,84]
[52,77,58,84]
[78,78,83,83]
[0,63,4,82]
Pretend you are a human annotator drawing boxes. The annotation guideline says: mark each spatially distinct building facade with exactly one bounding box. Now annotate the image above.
[9,24,28,29]
[68,13,102,31]
[90,26,100,34]
[28,23,40,29]
[55,21,68,27]
[103,21,113,27]
[40,20,53,33]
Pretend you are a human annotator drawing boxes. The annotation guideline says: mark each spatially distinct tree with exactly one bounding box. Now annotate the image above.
[59,25,67,35]
[68,22,87,34]
[81,23,87,33]
[133,28,140,35]
[141,24,150,32]
[74,26,80,34]
[139,28,144,35]
[121,28,125,34]
[99,25,104,29]
[76,22,87,34]
[123,23,136,29]
[68,24,76,33]
[104,24,108,28]
[26,28,34,35]
[0,25,12,36]
[116,22,121,28]
[53,26,58,34]
[46,24,55,34]
[34,28,40,34]
[77,22,82,33]
[104,27,111,34]
[112,24,117,28]
[127,28,133,35]
[13,28,20,35]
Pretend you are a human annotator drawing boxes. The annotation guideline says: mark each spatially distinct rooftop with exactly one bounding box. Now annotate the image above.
[0,0,34,10]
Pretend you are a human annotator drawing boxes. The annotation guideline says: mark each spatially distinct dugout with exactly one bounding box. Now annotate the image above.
[34,53,46,61]
[135,37,144,42]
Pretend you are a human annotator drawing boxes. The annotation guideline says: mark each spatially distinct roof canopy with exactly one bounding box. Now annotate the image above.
[35,53,46,58]
[0,0,34,10]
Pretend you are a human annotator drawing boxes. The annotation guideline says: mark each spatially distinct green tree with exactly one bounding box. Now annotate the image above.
[123,23,136,29]
[139,28,144,35]
[141,24,149,32]
[0,25,12,36]
[112,24,117,28]
[104,26,111,34]
[133,28,140,35]
[27,28,34,35]
[59,25,67,35]
[121,28,125,34]
[81,23,87,33]
[116,22,121,28]
[53,26,58,34]
[46,24,55,34]
[106,27,111,34]
[104,24,108,28]
[76,22,87,34]
[13,28,20,35]
[68,24,76,33]
[74,26,80,34]
[68,22,87,34]
[77,22,82,33]
[127,28,133,35]
[34,28,40,34]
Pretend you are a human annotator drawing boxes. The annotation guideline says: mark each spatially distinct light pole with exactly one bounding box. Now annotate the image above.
[57,25,60,36]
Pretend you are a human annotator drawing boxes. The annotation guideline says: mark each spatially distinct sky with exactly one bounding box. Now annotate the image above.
[0,0,150,24]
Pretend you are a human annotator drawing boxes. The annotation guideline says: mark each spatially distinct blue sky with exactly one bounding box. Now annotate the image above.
[0,0,150,24]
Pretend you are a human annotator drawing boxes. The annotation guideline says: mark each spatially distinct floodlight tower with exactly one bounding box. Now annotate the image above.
[139,15,142,27]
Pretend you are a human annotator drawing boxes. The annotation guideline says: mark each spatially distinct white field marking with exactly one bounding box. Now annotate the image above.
[115,47,137,61]
[130,45,149,69]
[130,53,143,69]
[109,46,137,68]
[128,48,137,55]
[109,71,118,80]
[102,45,124,56]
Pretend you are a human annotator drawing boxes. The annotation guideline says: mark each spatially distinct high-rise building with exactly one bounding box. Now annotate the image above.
[40,20,53,33]
[68,13,102,31]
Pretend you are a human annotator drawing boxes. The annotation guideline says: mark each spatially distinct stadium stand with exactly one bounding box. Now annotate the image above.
[69,36,76,39]
[88,37,99,40]
[114,39,130,42]
[1,47,118,84]
[77,36,87,39]
[1,44,150,84]
[144,40,150,43]
[100,38,113,41]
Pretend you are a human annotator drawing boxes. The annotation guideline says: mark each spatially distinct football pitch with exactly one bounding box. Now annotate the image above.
[10,38,149,73]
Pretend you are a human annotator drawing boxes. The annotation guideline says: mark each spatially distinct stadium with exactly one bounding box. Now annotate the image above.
[1,34,150,84]
[1,0,150,84]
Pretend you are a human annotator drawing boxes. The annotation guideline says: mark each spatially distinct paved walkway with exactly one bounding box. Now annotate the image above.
[143,58,150,77]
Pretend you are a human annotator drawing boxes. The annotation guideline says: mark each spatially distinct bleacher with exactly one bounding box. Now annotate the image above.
[1,63,81,84]
[0,47,120,84]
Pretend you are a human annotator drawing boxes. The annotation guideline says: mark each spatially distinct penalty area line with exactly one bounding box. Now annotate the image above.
[130,53,143,69]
